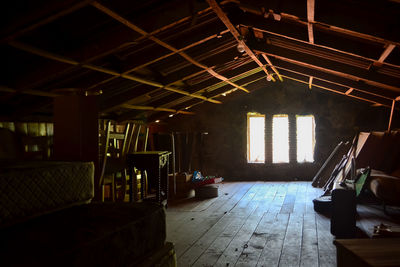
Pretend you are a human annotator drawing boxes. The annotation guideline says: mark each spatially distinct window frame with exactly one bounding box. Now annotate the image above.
[272,114,290,164]
[296,114,316,163]
[247,112,265,164]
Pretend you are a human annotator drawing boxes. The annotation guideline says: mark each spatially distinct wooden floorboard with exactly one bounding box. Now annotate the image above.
[165,181,400,266]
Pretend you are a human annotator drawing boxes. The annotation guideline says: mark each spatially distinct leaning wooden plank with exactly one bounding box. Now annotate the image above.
[312,141,348,188]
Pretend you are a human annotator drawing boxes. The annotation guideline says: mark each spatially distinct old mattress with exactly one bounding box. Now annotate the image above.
[0,201,166,267]
[0,161,94,227]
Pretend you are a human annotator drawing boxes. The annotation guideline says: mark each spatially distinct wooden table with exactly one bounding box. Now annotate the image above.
[127,151,171,205]
[334,238,400,266]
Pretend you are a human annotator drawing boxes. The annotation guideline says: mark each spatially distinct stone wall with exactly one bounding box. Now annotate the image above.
[166,79,399,181]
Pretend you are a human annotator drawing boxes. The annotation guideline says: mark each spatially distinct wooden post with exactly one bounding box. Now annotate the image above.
[388,99,396,131]
[53,93,100,198]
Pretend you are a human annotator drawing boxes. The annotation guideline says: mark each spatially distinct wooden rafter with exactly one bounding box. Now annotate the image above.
[280,74,391,108]
[85,30,230,92]
[120,104,194,115]
[91,1,249,94]
[206,0,282,82]
[307,0,315,44]
[2,0,92,43]
[159,65,264,109]
[308,76,313,89]
[102,69,210,112]
[272,62,395,101]
[260,54,282,81]
[0,85,59,97]
[248,26,400,71]
[376,44,396,66]
[258,50,400,93]
[249,35,400,87]
[19,7,222,93]
[345,88,354,95]
[234,2,400,47]
[9,41,221,104]
[388,100,396,131]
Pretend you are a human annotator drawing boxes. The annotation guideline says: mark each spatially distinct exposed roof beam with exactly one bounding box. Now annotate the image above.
[102,69,209,112]
[375,44,396,66]
[206,0,282,82]
[0,85,59,97]
[247,26,400,71]
[345,88,354,95]
[251,43,400,92]
[128,29,230,73]
[159,65,264,108]
[85,30,230,92]
[9,41,221,104]
[91,1,249,94]
[280,74,391,108]
[2,0,92,43]
[307,0,315,44]
[388,100,396,131]
[234,2,400,46]
[308,76,313,89]
[16,7,220,93]
[269,57,396,100]
[154,74,268,122]
[120,104,194,115]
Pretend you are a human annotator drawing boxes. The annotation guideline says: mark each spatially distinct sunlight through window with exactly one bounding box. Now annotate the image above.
[296,115,315,163]
[247,113,265,163]
[272,115,289,163]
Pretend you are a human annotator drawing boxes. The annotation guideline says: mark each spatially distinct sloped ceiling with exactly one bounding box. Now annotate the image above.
[1,0,400,122]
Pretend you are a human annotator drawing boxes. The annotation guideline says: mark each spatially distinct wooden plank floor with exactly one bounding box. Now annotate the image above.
[166,182,336,267]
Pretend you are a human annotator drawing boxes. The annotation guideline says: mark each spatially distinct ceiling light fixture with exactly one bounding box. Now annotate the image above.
[266,74,273,81]
[155,120,160,123]
[237,43,245,53]
[168,114,174,117]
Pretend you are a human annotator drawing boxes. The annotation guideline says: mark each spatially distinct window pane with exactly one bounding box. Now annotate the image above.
[248,115,265,163]
[296,115,315,163]
[272,115,289,163]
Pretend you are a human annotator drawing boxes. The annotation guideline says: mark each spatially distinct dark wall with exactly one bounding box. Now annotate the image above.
[166,79,399,181]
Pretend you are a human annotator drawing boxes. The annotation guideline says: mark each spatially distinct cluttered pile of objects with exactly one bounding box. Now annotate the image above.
[312,131,400,238]
[169,171,223,199]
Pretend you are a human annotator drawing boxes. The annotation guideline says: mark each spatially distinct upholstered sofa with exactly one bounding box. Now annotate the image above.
[0,160,176,267]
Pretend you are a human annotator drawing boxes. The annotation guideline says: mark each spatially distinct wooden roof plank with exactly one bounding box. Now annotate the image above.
[307,0,315,44]
[207,0,282,82]
[9,41,221,104]
[280,74,391,108]
[120,104,194,115]
[91,1,249,94]
[2,0,93,43]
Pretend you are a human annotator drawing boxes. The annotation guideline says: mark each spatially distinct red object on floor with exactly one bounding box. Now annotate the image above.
[192,177,223,188]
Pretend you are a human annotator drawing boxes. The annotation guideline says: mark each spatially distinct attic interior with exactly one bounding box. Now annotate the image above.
[1,0,400,266]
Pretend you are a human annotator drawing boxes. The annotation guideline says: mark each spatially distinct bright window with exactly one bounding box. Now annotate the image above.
[247,113,265,163]
[296,115,315,163]
[272,115,289,163]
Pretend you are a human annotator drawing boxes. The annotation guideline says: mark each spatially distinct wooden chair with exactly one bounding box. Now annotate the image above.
[99,120,134,202]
